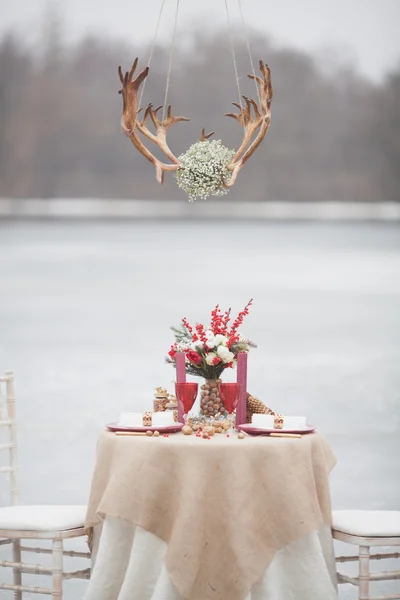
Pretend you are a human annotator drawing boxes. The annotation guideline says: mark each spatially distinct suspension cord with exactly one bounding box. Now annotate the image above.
[141,0,260,126]
[162,0,181,121]
[224,0,244,117]
[139,0,167,109]
[237,0,262,106]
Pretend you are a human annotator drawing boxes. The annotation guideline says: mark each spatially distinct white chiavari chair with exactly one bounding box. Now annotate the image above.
[333,510,400,600]
[0,371,90,598]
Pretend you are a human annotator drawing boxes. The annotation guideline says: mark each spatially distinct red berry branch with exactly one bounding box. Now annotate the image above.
[195,322,208,343]
[227,299,253,346]
[182,317,193,333]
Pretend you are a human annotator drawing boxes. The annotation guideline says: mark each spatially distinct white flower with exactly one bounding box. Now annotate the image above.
[205,352,218,365]
[217,346,234,363]
[191,341,203,351]
[214,334,228,346]
[174,140,236,202]
[205,335,217,349]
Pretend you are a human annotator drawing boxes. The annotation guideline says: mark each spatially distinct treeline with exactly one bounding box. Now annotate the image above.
[0,23,399,201]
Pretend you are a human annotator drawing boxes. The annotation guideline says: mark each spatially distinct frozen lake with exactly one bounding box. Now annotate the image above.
[0,219,399,598]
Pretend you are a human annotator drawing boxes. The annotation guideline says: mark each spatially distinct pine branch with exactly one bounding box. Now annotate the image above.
[170,324,192,345]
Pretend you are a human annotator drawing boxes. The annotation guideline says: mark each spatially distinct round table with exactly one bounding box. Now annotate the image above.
[84,430,338,600]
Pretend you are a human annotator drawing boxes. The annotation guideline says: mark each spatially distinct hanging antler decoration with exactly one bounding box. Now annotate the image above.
[118,59,189,184]
[118,58,272,198]
[225,61,273,187]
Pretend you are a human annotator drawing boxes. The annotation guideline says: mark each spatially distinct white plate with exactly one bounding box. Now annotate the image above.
[238,424,316,436]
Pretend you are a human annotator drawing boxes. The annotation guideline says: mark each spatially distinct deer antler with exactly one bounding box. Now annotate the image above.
[136,104,189,166]
[118,58,189,184]
[200,128,215,142]
[225,61,273,187]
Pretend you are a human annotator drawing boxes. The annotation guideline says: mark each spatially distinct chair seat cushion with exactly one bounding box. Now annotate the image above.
[0,505,87,532]
[333,510,400,537]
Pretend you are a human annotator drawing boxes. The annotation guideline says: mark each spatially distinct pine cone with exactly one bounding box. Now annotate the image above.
[246,392,275,423]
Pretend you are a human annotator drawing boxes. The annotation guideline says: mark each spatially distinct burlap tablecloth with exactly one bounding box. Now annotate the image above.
[85,430,336,600]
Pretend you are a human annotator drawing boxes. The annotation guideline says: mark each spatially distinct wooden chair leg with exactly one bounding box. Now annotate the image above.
[52,539,63,599]
[12,539,22,600]
[359,544,370,600]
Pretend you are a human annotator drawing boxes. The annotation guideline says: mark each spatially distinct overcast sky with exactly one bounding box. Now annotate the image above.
[1,0,399,81]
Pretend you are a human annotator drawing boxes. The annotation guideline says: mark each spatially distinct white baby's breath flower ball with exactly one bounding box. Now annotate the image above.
[174,140,235,202]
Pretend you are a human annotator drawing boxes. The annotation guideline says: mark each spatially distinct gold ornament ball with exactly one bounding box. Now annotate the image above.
[146,430,154,437]
[153,431,160,437]
[238,432,245,439]
[182,425,193,435]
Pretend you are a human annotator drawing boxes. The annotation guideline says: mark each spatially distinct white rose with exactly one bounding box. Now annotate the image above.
[205,336,217,349]
[214,334,228,346]
[217,345,229,358]
[205,352,217,365]
[217,346,234,363]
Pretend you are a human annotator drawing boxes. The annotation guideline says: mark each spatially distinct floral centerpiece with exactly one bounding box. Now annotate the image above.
[166,300,256,416]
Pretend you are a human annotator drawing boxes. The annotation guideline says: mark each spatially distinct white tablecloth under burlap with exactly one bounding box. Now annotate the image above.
[84,431,338,600]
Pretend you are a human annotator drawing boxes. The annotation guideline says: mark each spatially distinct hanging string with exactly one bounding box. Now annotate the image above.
[162,0,181,121]
[237,0,262,106]
[139,0,167,109]
[224,0,244,116]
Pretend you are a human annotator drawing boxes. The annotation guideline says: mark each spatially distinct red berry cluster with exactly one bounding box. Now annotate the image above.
[227,299,253,346]
[210,304,232,336]
[182,317,208,344]
[195,322,207,343]
[182,317,193,334]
